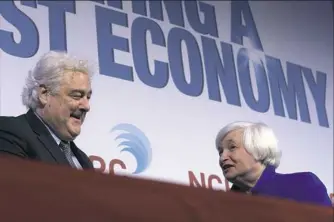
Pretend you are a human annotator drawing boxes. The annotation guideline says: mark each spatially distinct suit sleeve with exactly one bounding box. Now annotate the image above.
[304,172,332,207]
[0,130,28,158]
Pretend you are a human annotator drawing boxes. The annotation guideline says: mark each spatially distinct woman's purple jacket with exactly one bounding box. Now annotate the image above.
[231,165,332,207]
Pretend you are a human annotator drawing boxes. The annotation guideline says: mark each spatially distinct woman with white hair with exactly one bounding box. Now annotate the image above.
[215,121,332,207]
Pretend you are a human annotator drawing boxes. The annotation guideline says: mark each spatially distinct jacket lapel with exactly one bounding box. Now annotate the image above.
[251,165,276,194]
[25,109,70,166]
[37,135,70,166]
[71,142,93,169]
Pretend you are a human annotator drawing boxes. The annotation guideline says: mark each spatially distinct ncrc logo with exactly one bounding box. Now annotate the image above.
[89,123,152,175]
[90,124,231,191]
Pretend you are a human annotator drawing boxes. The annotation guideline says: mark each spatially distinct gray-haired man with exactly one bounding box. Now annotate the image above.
[0,51,94,170]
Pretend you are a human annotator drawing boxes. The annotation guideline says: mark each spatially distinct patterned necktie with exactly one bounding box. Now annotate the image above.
[59,141,78,168]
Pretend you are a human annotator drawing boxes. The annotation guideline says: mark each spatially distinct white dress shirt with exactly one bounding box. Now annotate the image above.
[34,112,82,169]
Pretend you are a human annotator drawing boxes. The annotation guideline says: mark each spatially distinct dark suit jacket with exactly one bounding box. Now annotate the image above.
[0,109,94,170]
[231,165,332,207]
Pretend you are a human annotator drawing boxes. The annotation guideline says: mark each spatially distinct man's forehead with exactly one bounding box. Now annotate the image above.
[64,68,88,74]
[60,71,90,85]
[62,70,89,80]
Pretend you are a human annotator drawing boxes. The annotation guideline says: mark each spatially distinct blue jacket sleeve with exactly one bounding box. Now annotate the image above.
[303,172,332,207]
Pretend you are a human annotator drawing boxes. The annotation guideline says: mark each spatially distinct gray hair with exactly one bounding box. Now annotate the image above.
[22,51,94,110]
[215,121,282,168]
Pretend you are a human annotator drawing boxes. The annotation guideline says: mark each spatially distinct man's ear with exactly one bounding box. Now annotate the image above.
[38,85,48,106]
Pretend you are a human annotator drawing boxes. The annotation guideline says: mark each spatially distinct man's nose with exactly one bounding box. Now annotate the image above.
[80,97,90,112]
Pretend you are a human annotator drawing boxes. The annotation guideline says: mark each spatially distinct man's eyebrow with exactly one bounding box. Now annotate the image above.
[69,89,92,95]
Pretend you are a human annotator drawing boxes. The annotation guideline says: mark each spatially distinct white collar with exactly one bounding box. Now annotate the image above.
[34,112,62,145]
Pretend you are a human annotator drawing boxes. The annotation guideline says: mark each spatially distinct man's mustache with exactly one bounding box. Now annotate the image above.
[70,110,86,119]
